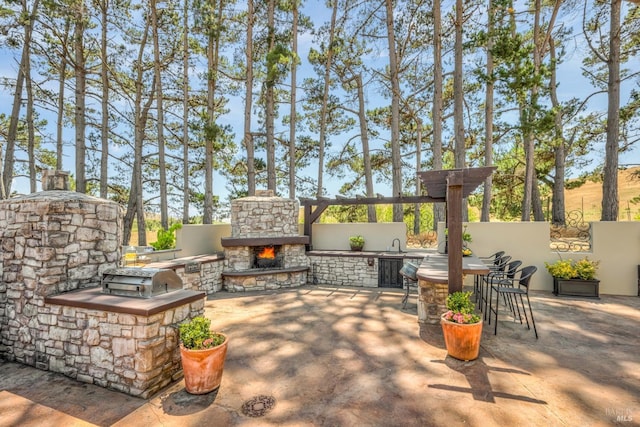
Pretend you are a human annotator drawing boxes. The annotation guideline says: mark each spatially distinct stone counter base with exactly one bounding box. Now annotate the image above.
[223,269,308,292]
[14,293,206,399]
[418,280,448,324]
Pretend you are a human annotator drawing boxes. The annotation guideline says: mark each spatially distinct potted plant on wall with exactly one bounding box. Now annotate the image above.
[442,227,472,254]
[178,316,228,394]
[349,235,365,251]
[545,256,600,298]
[440,291,483,361]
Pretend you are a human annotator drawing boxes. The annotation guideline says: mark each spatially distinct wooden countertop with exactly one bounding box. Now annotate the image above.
[416,253,490,284]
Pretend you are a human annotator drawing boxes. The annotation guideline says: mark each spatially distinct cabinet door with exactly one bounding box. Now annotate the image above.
[378,258,403,288]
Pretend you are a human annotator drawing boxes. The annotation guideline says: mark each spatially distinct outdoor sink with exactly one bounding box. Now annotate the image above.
[382,251,406,256]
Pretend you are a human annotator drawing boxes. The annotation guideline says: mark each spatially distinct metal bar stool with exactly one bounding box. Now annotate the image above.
[488,265,538,339]
[400,262,419,309]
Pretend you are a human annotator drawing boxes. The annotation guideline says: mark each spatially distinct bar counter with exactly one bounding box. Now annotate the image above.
[416,253,489,324]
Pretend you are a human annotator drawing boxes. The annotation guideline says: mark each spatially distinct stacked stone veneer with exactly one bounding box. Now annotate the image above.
[223,192,309,291]
[37,298,203,398]
[0,192,122,367]
[177,258,225,294]
[147,254,225,295]
[417,280,448,324]
[0,191,122,295]
[229,192,300,238]
[225,244,307,271]
[0,184,205,398]
[307,254,379,287]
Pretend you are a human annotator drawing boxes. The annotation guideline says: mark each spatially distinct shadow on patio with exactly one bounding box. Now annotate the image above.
[1,285,638,426]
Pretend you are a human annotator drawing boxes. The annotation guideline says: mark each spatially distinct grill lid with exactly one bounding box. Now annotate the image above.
[101,267,183,298]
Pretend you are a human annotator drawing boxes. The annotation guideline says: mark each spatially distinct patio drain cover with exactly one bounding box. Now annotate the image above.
[241,395,276,417]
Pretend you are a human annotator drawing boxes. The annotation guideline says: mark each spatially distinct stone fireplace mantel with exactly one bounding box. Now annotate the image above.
[221,236,309,247]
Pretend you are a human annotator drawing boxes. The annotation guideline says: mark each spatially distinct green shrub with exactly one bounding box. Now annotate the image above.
[150,223,182,250]
[545,257,599,280]
[178,316,225,350]
[349,235,364,247]
[443,291,481,324]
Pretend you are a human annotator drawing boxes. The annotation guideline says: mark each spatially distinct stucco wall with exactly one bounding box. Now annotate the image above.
[176,224,231,256]
[459,221,640,296]
[311,223,407,251]
[174,221,640,296]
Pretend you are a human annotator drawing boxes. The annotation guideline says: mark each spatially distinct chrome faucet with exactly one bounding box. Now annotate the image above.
[391,238,401,253]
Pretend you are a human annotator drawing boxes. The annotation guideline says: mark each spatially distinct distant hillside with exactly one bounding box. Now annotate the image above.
[564,167,640,222]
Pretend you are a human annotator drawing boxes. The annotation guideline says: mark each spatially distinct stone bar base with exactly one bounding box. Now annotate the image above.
[418,279,448,324]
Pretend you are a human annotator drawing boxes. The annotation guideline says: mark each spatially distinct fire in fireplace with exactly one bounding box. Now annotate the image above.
[253,245,283,269]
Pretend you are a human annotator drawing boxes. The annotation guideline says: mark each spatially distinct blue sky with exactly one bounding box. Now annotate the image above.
[1,0,639,210]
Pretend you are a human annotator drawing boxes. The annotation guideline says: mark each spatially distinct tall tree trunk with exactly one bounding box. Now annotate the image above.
[182,0,190,223]
[520,109,534,221]
[549,37,566,225]
[385,0,403,222]
[601,0,621,221]
[356,73,376,222]
[57,18,70,170]
[453,0,466,221]
[432,0,445,229]
[74,0,87,194]
[288,1,298,199]
[123,16,153,246]
[289,0,298,199]
[522,0,560,222]
[151,0,168,229]
[99,1,109,197]
[532,178,545,220]
[204,0,223,223]
[316,0,338,198]
[245,0,255,196]
[24,0,36,192]
[265,0,276,191]
[414,119,422,234]
[481,0,494,222]
[3,0,41,197]
[2,48,24,197]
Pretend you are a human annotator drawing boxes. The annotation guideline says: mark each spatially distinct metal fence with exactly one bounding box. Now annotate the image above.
[550,210,592,252]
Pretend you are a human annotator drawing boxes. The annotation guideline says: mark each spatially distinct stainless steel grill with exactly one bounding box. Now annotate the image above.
[101,267,183,298]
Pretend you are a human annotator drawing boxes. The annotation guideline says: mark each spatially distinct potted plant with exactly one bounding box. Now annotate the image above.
[440,291,483,361]
[442,227,472,254]
[462,227,472,248]
[545,256,600,298]
[178,316,228,394]
[349,235,365,251]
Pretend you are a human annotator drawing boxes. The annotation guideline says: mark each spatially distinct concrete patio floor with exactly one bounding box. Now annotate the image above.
[1,285,639,426]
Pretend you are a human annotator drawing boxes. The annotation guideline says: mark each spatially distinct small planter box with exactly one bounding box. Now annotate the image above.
[553,278,600,298]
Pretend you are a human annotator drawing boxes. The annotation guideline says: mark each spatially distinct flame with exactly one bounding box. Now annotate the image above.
[257,246,275,259]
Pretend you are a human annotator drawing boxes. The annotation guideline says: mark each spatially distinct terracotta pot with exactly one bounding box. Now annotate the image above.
[440,314,482,361]
[179,333,228,394]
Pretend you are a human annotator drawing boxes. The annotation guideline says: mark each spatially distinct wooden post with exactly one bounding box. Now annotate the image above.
[446,171,463,294]
[303,204,313,250]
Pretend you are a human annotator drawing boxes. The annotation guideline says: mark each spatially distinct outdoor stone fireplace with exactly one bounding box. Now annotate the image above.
[221,190,309,291]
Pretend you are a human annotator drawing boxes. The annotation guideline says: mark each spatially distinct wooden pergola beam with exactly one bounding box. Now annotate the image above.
[300,195,441,250]
[300,167,495,293]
